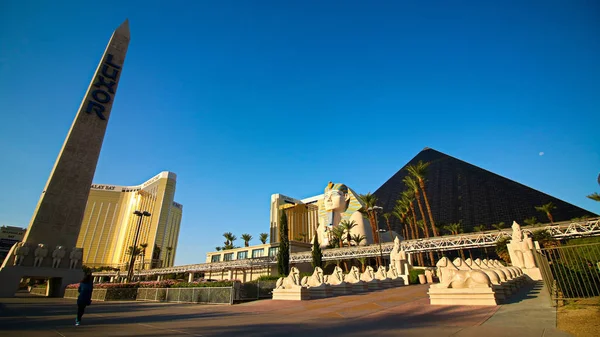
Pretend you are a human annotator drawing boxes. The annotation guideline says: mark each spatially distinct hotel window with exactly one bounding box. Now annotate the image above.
[224,253,233,261]
[237,251,248,260]
[211,255,220,263]
[252,249,264,258]
[268,247,278,257]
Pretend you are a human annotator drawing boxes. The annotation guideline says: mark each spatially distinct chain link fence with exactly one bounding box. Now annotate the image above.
[136,287,234,304]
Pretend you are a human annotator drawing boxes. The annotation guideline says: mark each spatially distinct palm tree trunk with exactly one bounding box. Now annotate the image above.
[418,180,439,236]
[547,212,554,224]
[369,213,379,244]
[414,189,430,238]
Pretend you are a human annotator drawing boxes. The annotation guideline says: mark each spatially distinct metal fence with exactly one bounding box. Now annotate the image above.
[136,287,233,304]
[535,242,600,303]
[236,280,277,300]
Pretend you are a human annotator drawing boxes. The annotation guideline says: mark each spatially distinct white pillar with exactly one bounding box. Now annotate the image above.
[227,270,233,280]
[188,272,194,283]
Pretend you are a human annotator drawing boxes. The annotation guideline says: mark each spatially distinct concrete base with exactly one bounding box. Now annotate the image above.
[348,282,368,293]
[330,283,352,296]
[272,287,310,301]
[391,278,406,287]
[428,286,498,306]
[377,279,394,288]
[523,268,542,281]
[365,280,382,291]
[307,285,331,299]
[0,265,83,298]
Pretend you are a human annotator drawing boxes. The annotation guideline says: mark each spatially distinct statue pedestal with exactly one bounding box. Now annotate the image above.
[522,268,542,281]
[348,281,368,293]
[428,286,498,306]
[0,265,83,298]
[272,287,310,301]
[365,280,382,291]
[330,283,352,295]
[377,279,394,288]
[307,285,330,299]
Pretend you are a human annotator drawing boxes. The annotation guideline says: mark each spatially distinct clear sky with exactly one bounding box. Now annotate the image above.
[1,1,598,266]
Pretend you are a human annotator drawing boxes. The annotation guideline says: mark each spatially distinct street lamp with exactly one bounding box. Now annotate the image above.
[377,228,387,267]
[126,210,151,283]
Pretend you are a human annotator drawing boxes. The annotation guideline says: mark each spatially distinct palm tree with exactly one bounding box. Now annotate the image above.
[400,190,420,241]
[535,202,557,224]
[215,247,222,251]
[392,205,409,239]
[351,234,366,246]
[259,233,269,244]
[223,232,234,246]
[359,192,380,244]
[403,176,430,238]
[444,223,463,235]
[415,220,434,265]
[357,257,367,272]
[523,217,538,227]
[587,192,600,201]
[382,213,393,235]
[127,246,141,256]
[139,243,148,270]
[241,234,253,247]
[406,161,438,236]
[492,222,505,230]
[473,225,486,232]
[331,226,345,248]
[340,220,358,247]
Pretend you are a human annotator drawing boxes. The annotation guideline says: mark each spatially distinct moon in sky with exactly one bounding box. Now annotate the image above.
[539,152,544,156]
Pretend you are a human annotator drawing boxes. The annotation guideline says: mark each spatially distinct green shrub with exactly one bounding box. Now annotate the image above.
[409,269,425,284]
[256,275,280,281]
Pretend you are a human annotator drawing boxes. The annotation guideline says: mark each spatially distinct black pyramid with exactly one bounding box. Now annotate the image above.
[373,148,597,233]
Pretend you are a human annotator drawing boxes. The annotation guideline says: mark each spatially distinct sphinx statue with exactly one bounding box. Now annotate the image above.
[12,242,29,266]
[69,247,83,269]
[434,257,491,289]
[315,182,373,248]
[457,258,501,285]
[508,221,536,269]
[52,246,66,268]
[345,266,362,283]
[375,265,388,280]
[301,267,325,288]
[325,266,345,286]
[33,244,48,267]
[360,265,376,282]
[275,267,302,290]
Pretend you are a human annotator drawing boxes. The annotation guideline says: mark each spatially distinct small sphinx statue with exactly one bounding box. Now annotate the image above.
[360,265,376,282]
[301,267,325,288]
[345,266,362,283]
[52,246,66,268]
[375,265,388,281]
[434,257,491,289]
[34,244,48,267]
[69,248,83,269]
[13,242,29,266]
[388,264,400,279]
[325,266,345,285]
[390,236,409,275]
[275,267,302,290]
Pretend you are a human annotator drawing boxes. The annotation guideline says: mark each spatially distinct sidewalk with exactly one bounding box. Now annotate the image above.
[0,281,572,337]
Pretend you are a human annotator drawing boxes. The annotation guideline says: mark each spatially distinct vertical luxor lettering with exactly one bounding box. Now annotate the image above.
[86,53,122,120]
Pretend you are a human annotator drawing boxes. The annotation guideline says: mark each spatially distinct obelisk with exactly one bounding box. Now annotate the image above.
[0,20,130,296]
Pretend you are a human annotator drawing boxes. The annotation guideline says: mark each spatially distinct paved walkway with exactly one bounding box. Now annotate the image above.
[0,282,571,337]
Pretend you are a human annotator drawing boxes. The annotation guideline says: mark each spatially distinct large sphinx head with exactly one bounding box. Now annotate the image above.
[319,181,365,221]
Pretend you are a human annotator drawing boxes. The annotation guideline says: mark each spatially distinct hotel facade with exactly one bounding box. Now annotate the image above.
[77,171,182,270]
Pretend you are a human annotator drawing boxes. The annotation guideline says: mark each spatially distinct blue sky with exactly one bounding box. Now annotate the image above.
[1,1,598,266]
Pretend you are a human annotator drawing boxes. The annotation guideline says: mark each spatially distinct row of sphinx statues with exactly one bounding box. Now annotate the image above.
[275,263,407,298]
[8,242,83,269]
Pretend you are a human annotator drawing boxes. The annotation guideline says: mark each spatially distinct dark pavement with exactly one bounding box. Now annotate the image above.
[0,282,572,336]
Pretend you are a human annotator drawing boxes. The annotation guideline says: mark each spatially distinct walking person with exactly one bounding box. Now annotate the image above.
[76,274,93,326]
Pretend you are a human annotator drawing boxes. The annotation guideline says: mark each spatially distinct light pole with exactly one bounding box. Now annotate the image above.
[377,228,387,267]
[126,210,151,283]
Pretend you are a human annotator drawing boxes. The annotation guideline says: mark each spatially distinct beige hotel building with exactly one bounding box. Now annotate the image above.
[77,171,183,270]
